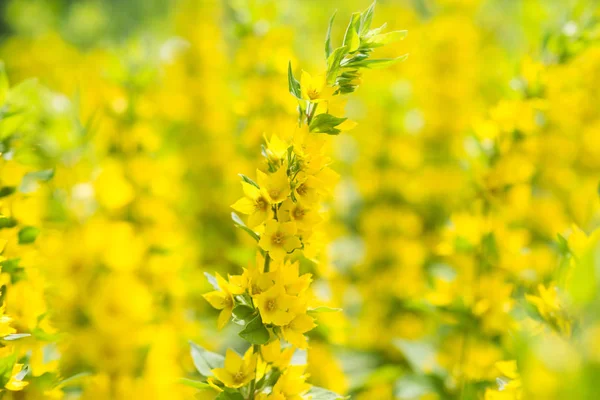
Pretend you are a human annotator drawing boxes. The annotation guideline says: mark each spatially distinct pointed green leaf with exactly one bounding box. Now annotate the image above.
[0,187,15,198]
[232,304,256,325]
[216,391,245,400]
[308,386,348,399]
[179,378,211,390]
[326,46,349,84]
[359,1,376,35]
[325,11,337,58]
[204,272,220,290]
[349,54,408,69]
[364,30,407,47]
[238,174,259,189]
[18,226,40,245]
[308,306,342,314]
[288,61,301,99]
[0,61,8,106]
[309,113,347,135]
[342,13,361,53]
[2,333,30,341]
[189,341,225,377]
[231,212,260,242]
[239,314,269,345]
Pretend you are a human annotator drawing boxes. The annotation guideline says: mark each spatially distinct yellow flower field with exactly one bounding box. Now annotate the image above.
[0,0,598,399]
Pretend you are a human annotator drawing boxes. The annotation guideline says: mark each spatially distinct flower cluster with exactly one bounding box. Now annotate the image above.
[193,3,407,399]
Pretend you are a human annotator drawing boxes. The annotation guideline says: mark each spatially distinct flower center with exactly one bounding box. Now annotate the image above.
[296,184,306,196]
[308,89,319,100]
[266,299,276,311]
[293,208,305,219]
[272,232,284,245]
[234,371,245,383]
[269,190,280,200]
[252,284,262,295]
[256,197,268,211]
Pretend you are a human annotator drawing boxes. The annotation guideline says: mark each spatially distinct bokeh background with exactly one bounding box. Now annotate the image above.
[0,0,599,399]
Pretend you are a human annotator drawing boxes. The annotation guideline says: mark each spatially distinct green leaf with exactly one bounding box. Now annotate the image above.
[0,61,8,106]
[179,378,211,390]
[308,306,342,314]
[204,272,220,291]
[231,212,260,242]
[20,169,54,193]
[394,375,436,399]
[0,353,16,388]
[18,226,40,244]
[556,234,570,255]
[56,372,92,389]
[342,13,361,53]
[189,341,225,377]
[239,314,269,345]
[238,174,259,189]
[232,304,256,325]
[309,113,347,135]
[0,187,15,198]
[308,386,348,399]
[216,391,245,400]
[2,333,30,341]
[326,46,349,84]
[288,62,301,99]
[0,216,17,229]
[364,30,407,47]
[325,11,337,58]
[348,54,408,69]
[566,245,597,306]
[359,1,376,35]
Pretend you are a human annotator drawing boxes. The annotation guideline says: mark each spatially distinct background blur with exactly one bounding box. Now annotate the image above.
[0,0,599,399]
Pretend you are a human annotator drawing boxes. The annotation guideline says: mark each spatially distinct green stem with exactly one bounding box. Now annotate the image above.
[306,101,319,125]
[248,344,260,399]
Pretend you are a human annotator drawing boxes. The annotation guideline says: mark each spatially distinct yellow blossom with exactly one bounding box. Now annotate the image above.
[212,348,257,389]
[258,220,302,261]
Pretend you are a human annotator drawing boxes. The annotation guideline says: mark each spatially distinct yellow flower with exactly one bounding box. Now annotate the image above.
[525,284,571,335]
[281,314,316,349]
[5,363,28,391]
[272,365,311,399]
[273,260,312,296]
[260,340,294,369]
[212,348,257,389]
[231,181,272,228]
[257,167,290,204]
[265,134,290,163]
[203,273,244,329]
[253,283,297,326]
[279,199,322,233]
[300,71,334,103]
[293,173,320,205]
[258,220,302,261]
